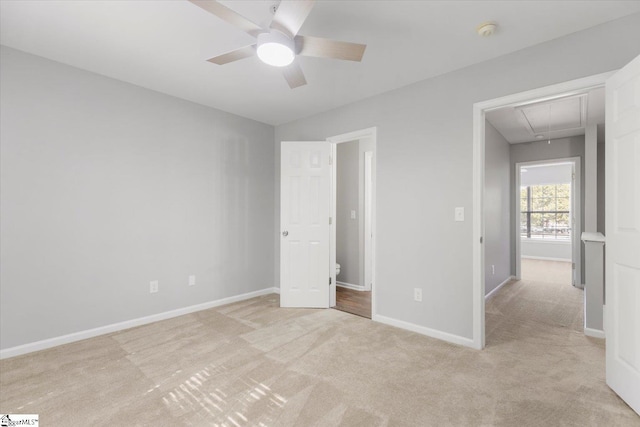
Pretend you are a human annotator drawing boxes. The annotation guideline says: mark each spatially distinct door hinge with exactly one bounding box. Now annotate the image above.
[480,236,483,244]
[329,155,333,165]
[329,277,332,285]
[329,217,332,225]
[572,263,576,270]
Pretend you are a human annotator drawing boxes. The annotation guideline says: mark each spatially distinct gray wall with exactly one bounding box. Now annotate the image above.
[510,136,586,279]
[521,240,572,261]
[0,47,275,350]
[336,141,360,286]
[484,122,512,295]
[274,13,640,340]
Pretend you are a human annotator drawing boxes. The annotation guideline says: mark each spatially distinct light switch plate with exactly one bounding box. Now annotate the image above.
[188,275,196,286]
[351,210,356,219]
[455,207,464,222]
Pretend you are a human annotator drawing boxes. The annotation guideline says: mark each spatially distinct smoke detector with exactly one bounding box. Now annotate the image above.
[477,22,497,37]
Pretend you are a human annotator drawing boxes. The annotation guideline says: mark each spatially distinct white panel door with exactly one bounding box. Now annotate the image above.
[605,54,640,415]
[280,141,331,308]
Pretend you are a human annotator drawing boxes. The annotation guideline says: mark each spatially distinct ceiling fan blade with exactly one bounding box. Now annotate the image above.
[207,45,256,65]
[188,0,262,36]
[282,62,307,89]
[295,36,366,62]
[270,0,315,38]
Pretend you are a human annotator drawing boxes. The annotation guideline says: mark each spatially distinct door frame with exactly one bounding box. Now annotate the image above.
[514,158,581,285]
[472,71,615,349]
[327,127,377,314]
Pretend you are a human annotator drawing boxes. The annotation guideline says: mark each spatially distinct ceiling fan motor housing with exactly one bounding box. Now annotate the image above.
[257,30,295,67]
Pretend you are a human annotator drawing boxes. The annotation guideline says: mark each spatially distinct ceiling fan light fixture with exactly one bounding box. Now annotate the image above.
[257,30,295,67]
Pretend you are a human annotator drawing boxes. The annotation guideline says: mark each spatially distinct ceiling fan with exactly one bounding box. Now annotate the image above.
[188,0,367,88]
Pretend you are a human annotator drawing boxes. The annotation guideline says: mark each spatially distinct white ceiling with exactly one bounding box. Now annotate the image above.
[486,87,605,144]
[1,1,639,125]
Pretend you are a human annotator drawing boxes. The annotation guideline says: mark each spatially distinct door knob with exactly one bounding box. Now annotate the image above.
[282,231,288,237]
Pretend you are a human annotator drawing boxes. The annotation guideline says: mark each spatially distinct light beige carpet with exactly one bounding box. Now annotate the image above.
[521,258,573,285]
[1,277,638,425]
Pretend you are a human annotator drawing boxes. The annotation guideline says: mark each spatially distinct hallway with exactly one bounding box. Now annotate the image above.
[487,259,582,341]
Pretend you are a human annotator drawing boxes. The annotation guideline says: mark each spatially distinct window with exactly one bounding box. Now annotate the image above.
[520,183,571,241]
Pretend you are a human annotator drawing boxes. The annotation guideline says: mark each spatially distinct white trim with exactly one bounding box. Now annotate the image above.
[272,287,281,294]
[363,150,373,292]
[373,314,475,348]
[326,127,378,144]
[472,99,486,350]
[327,127,377,318]
[0,287,278,360]
[584,328,606,339]
[330,142,337,307]
[337,281,366,291]
[521,239,571,245]
[485,276,515,301]
[473,71,615,350]
[522,255,572,262]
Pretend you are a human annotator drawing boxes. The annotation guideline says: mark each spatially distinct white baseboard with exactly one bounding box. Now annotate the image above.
[373,314,475,349]
[336,281,366,291]
[584,327,605,339]
[485,276,515,301]
[0,287,278,360]
[272,287,280,294]
[522,255,572,262]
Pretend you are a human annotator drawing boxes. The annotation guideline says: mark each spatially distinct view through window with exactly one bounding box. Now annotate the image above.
[520,183,571,241]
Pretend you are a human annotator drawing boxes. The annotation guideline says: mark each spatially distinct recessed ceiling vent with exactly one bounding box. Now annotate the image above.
[515,94,588,136]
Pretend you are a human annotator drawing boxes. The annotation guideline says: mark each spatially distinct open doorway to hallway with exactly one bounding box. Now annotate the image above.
[482,85,605,346]
[474,58,640,415]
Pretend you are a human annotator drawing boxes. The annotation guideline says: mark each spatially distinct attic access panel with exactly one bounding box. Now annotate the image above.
[516,94,587,136]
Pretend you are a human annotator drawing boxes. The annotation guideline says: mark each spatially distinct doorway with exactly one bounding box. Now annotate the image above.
[472,71,614,349]
[516,159,580,287]
[328,128,376,318]
[278,127,377,315]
